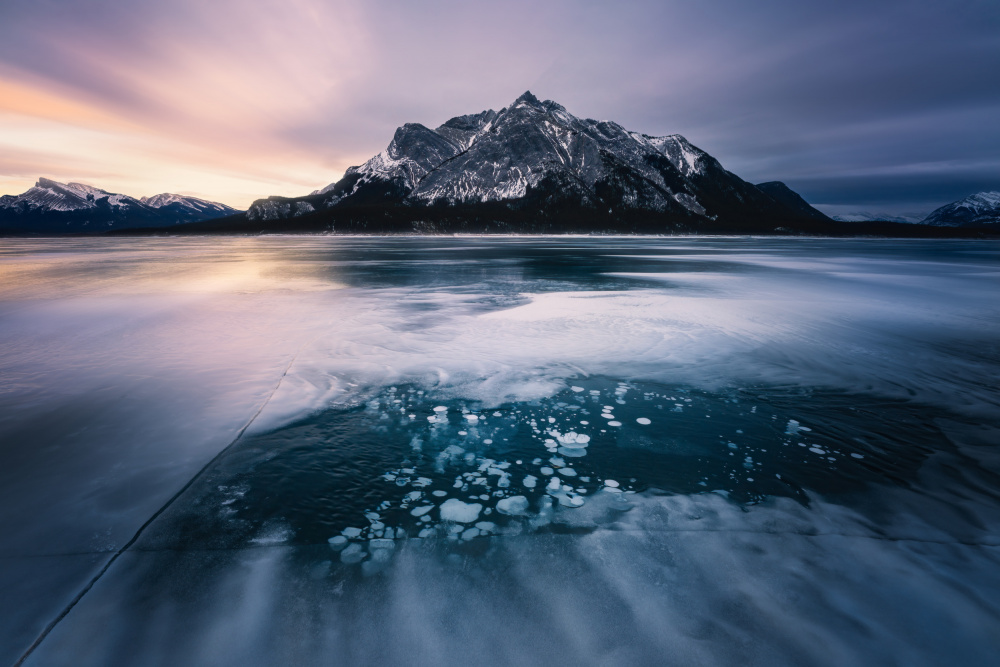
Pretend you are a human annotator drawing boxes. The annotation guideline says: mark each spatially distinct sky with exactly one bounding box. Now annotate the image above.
[0,0,998,215]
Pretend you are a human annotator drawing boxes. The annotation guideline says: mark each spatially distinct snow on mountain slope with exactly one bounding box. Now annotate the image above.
[0,178,143,213]
[141,193,239,216]
[246,91,828,229]
[410,93,693,213]
[433,110,499,151]
[922,191,1000,226]
[319,123,460,199]
[0,179,240,233]
[639,134,708,178]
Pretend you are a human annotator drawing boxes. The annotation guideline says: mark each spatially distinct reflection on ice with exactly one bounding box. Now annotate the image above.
[2,237,999,665]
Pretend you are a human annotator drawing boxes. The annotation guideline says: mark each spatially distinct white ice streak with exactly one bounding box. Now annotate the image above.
[10,238,1000,665]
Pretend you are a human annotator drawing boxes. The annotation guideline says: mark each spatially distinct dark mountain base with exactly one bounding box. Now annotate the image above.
[92,204,1000,238]
[0,207,183,234]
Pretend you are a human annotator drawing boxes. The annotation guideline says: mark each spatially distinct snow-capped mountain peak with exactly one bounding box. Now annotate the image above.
[251,91,829,231]
[141,193,191,208]
[923,191,1000,227]
[512,90,543,109]
[972,191,1000,208]
[1,179,241,233]
[4,178,139,213]
[140,193,238,216]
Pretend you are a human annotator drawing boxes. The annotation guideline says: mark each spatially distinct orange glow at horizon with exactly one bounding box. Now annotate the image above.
[0,0,377,209]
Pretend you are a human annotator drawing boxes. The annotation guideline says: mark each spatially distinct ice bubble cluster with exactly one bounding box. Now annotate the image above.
[439,498,483,523]
[325,380,871,572]
[785,419,812,436]
[496,495,530,515]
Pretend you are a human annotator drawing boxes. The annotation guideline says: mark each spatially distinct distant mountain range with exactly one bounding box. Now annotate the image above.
[829,193,1000,227]
[1,93,997,236]
[922,192,1000,227]
[238,91,831,234]
[0,178,240,233]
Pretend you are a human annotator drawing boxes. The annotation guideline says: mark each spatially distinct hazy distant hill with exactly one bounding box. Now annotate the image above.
[830,212,924,224]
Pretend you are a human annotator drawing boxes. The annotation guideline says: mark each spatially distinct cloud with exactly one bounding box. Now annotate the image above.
[0,0,373,205]
[0,0,998,211]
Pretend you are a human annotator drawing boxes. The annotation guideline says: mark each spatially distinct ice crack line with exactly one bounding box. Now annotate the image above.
[13,343,308,667]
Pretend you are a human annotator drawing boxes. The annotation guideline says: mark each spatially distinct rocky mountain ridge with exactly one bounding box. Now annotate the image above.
[921,191,1000,227]
[7,93,994,236]
[244,91,830,233]
[830,212,926,224]
[0,178,240,233]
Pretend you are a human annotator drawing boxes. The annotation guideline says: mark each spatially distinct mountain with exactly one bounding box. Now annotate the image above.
[241,91,830,234]
[755,182,830,221]
[0,178,240,233]
[140,193,238,218]
[921,192,1000,227]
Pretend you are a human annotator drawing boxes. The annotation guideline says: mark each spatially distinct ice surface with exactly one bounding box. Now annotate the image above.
[3,237,1000,666]
[19,489,1000,666]
[339,543,366,564]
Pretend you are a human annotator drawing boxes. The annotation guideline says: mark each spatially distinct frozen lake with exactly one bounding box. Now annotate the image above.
[1,236,999,666]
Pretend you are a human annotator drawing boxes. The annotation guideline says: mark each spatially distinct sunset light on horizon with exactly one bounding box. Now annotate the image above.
[2,0,997,212]
[2,3,1000,666]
